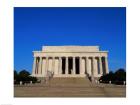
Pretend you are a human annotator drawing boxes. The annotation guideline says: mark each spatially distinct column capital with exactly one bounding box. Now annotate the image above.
[100,56,107,58]
[52,56,55,59]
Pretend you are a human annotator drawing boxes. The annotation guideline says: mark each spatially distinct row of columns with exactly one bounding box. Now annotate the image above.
[32,56,109,77]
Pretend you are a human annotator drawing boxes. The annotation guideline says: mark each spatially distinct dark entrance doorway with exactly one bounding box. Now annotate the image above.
[75,57,80,74]
[68,58,73,74]
[62,58,65,74]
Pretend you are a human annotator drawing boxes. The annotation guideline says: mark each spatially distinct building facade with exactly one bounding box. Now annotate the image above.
[32,46,109,79]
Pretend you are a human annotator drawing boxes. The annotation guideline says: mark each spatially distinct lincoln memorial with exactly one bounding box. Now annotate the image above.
[31,46,109,80]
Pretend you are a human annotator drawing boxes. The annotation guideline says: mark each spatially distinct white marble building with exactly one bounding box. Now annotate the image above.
[32,46,109,79]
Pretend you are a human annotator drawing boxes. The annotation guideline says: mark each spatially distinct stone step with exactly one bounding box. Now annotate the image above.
[47,77,94,87]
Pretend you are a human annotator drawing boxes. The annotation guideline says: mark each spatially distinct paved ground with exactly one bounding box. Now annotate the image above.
[14,78,126,97]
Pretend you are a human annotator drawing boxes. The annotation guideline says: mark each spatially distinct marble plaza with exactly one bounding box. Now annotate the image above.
[31,46,109,80]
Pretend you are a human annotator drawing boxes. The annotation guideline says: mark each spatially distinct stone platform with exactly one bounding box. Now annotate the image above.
[14,77,126,97]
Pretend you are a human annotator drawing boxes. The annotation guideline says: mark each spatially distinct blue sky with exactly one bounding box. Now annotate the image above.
[14,7,126,73]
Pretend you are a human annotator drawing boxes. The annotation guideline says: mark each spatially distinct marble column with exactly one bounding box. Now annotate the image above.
[91,57,96,81]
[92,57,95,76]
[88,58,92,76]
[99,57,103,75]
[45,57,48,76]
[36,58,39,74]
[38,57,42,75]
[79,57,82,74]
[32,57,36,75]
[86,57,89,74]
[73,57,75,74]
[105,57,109,74]
[52,57,55,74]
[59,57,62,74]
[66,57,68,74]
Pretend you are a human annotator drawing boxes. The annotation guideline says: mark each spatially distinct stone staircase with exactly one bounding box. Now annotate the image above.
[48,77,93,87]
[41,77,107,97]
